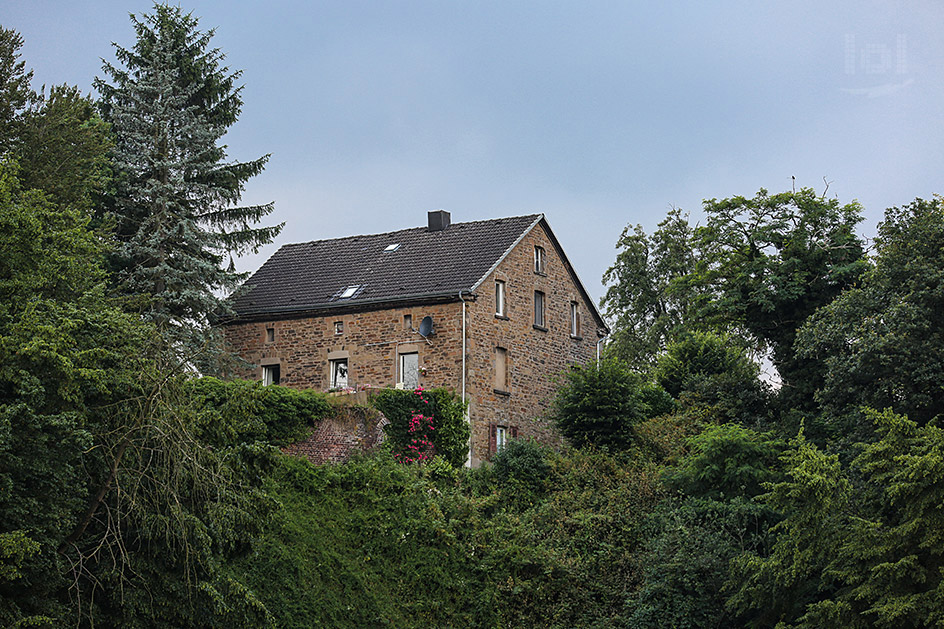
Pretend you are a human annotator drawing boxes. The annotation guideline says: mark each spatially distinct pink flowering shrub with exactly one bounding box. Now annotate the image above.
[394,410,436,464]
[372,386,469,467]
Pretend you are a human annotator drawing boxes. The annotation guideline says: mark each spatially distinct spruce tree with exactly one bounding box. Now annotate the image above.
[96,4,281,359]
[0,27,34,156]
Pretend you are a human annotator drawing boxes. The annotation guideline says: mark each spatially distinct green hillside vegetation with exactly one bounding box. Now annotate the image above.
[3,6,944,627]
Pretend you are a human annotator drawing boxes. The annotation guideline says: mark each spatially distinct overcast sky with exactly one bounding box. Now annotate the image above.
[4,1,942,303]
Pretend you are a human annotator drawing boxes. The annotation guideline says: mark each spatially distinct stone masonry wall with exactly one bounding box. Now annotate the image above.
[282,405,388,465]
[464,222,599,464]
[223,301,465,393]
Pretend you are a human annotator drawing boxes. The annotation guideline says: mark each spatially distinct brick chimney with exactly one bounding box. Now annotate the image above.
[427,209,451,232]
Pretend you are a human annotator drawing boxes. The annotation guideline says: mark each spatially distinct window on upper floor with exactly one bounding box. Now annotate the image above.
[262,364,280,386]
[495,280,506,317]
[570,301,580,337]
[265,327,275,343]
[534,246,546,274]
[334,320,344,334]
[534,290,546,328]
[494,347,508,392]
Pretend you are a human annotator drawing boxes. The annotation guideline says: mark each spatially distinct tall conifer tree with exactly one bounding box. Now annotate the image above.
[96,4,281,358]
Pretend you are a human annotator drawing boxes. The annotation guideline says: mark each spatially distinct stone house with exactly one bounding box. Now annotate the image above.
[222,210,608,465]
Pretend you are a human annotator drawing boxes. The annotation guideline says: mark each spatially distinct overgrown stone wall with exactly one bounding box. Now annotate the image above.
[282,405,388,465]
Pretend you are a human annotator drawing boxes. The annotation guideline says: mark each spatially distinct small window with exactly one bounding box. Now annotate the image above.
[334,321,344,335]
[489,423,518,455]
[262,364,280,386]
[404,314,413,330]
[329,358,348,389]
[494,347,508,392]
[534,291,545,328]
[384,243,400,252]
[534,246,546,274]
[495,280,506,317]
[496,426,508,451]
[340,285,359,299]
[265,327,275,343]
[400,352,419,390]
[570,301,580,337]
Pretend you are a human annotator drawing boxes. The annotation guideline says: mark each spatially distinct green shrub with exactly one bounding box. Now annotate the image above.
[550,358,674,450]
[654,331,770,426]
[663,424,783,500]
[188,377,332,447]
[626,496,772,628]
[492,438,552,490]
[371,387,469,467]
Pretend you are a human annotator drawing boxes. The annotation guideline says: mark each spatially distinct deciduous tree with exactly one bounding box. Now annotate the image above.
[798,197,944,430]
[695,188,868,411]
[602,208,703,369]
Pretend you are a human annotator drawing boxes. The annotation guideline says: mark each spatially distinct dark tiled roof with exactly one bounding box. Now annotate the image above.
[230,214,542,318]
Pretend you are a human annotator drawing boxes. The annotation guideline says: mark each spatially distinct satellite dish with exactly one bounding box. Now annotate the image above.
[418,315,434,337]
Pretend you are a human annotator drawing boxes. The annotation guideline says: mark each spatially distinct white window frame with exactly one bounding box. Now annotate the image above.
[495,426,508,452]
[534,290,545,328]
[570,301,580,337]
[534,246,545,274]
[399,352,419,390]
[262,364,280,386]
[329,358,348,389]
[495,280,506,317]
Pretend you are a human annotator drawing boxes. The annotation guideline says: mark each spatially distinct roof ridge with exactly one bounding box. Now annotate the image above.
[279,213,543,248]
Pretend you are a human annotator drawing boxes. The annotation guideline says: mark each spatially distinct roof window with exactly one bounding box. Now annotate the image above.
[340,285,360,299]
[384,243,401,252]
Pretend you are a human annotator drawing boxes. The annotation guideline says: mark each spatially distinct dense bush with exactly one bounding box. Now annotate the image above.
[371,387,469,467]
[188,377,332,447]
[550,358,674,450]
[654,331,770,426]
[490,438,553,507]
[663,424,783,500]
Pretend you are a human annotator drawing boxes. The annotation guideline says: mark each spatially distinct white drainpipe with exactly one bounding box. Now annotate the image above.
[458,290,471,466]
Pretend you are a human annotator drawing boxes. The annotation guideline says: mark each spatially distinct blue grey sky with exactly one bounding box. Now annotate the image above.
[5,1,942,303]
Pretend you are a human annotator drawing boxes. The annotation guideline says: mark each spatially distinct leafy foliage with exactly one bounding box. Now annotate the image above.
[799,197,944,430]
[0,27,32,156]
[551,358,674,450]
[627,496,773,629]
[0,159,147,625]
[20,85,113,214]
[601,207,703,368]
[726,430,852,626]
[664,424,783,501]
[695,188,868,410]
[654,331,770,426]
[189,377,332,447]
[372,387,470,467]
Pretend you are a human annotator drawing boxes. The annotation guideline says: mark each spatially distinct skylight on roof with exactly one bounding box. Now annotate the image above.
[384,243,400,252]
[340,285,360,299]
